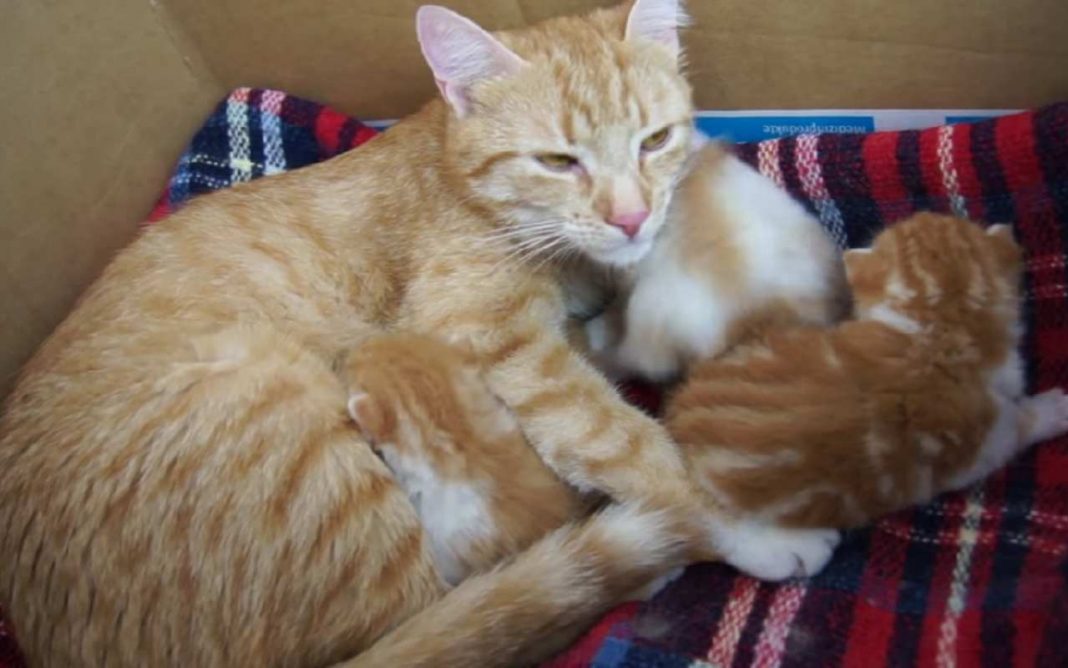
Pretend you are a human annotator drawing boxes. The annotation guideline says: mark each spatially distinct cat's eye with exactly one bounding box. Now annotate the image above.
[535,153,580,172]
[640,127,672,152]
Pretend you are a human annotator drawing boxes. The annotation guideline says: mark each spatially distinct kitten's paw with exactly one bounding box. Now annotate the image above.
[616,340,682,384]
[624,566,686,602]
[1024,388,1068,444]
[583,313,615,354]
[715,522,840,581]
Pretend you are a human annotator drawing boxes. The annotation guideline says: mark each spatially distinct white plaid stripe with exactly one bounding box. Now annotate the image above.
[226,88,253,183]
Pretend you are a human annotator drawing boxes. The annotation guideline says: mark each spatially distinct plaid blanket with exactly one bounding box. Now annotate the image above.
[1,89,1065,668]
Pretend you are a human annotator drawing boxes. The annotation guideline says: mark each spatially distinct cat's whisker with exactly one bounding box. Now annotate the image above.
[492,229,563,257]
[474,223,562,247]
[519,237,571,273]
[479,218,567,239]
[528,237,575,274]
[485,234,566,275]
[447,228,563,270]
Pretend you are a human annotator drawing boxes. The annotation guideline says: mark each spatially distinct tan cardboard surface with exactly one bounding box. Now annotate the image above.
[164,0,1068,118]
[0,0,223,395]
[2,0,1067,394]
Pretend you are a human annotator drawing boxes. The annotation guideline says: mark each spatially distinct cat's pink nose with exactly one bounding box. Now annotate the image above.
[606,210,649,239]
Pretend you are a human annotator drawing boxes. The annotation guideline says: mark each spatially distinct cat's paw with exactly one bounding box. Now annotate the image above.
[1023,388,1068,444]
[624,566,686,602]
[714,521,840,582]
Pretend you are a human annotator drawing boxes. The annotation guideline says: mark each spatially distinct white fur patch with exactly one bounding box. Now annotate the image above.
[617,261,729,379]
[989,347,1026,400]
[712,520,840,581]
[598,235,656,267]
[710,155,838,307]
[868,304,923,334]
[584,313,614,354]
[595,144,841,382]
[943,342,1043,492]
[945,393,1020,492]
[378,446,496,585]
[594,503,678,570]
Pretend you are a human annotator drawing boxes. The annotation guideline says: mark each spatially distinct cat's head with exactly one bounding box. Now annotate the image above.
[418,0,694,267]
[844,212,1023,330]
[346,333,518,466]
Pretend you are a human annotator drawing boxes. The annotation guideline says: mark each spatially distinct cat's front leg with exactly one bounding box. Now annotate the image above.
[408,274,840,580]
[481,322,695,506]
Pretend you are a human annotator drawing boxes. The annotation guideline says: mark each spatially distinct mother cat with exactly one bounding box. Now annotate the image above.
[0,2,831,666]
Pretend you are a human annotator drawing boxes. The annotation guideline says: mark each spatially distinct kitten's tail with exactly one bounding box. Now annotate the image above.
[337,501,699,668]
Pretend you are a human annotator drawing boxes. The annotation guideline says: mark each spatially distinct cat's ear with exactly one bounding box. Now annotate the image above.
[625,0,689,58]
[416,5,526,117]
[347,393,384,441]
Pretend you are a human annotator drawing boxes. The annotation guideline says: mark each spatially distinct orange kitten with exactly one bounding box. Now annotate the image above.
[343,333,585,585]
[667,213,1068,530]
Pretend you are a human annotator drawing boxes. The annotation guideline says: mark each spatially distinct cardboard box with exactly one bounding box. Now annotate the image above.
[1,0,1067,395]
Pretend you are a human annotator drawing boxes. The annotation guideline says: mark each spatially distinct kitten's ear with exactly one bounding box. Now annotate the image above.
[843,248,873,277]
[347,393,384,440]
[986,223,1015,242]
[986,223,1023,272]
[416,5,526,117]
[843,247,887,287]
[625,0,689,58]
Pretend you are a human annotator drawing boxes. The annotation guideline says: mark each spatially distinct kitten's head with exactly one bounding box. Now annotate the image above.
[418,0,694,267]
[346,333,519,466]
[844,212,1023,330]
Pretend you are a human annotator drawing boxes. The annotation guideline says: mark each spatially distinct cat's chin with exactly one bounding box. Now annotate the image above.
[588,238,654,268]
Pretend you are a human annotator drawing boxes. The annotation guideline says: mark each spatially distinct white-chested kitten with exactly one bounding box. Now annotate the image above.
[582,135,848,381]
[344,332,587,585]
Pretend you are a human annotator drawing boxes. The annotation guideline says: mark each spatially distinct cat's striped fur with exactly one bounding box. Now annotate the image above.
[0,2,827,666]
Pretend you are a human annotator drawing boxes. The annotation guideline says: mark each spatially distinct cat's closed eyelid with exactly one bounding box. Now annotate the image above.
[533,152,583,174]
[640,126,672,152]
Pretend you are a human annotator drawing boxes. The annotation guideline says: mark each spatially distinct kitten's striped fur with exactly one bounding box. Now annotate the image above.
[668,213,1068,529]
[0,2,823,666]
[344,333,587,586]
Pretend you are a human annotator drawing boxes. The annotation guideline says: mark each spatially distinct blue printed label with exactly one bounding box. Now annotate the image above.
[695,115,876,142]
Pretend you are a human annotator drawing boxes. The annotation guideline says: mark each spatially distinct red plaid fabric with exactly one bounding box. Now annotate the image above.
[2,91,1065,668]
[551,105,1068,668]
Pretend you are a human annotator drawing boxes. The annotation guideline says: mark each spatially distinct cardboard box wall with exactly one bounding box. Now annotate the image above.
[2,0,1067,397]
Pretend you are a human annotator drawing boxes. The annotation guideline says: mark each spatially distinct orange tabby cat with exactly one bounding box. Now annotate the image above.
[667,213,1068,530]
[343,332,586,585]
[0,2,827,667]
